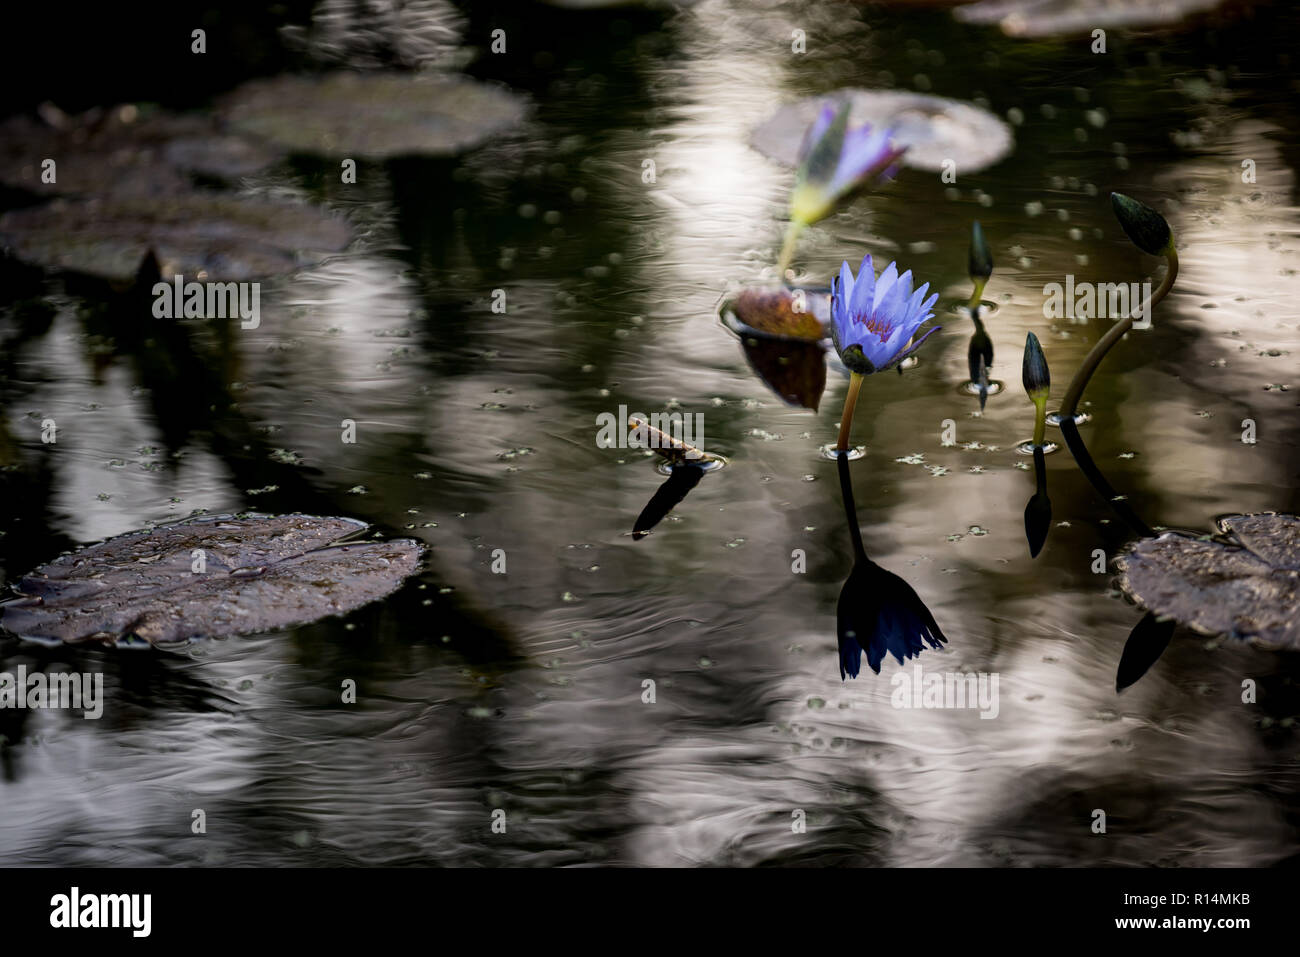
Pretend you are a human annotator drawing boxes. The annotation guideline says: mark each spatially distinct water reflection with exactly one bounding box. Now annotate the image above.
[632,463,706,539]
[834,451,946,678]
[1023,445,1052,558]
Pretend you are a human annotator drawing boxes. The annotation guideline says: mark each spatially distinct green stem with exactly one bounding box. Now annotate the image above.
[1032,395,1047,448]
[836,372,864,452]
[967,278,987,316]
[1059,248,1178,420]
[776,220,805,278]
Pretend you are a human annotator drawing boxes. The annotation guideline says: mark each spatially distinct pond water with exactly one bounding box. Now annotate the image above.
[1,0,1298,866]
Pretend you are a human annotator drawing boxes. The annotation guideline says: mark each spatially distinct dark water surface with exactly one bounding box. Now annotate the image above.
[1,0,1299,866]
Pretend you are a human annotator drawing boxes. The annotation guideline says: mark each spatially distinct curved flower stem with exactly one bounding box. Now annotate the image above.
[775,220,806,278]
[1059,248,1179,420]
[836,371,864,452]
[967,279,987,316]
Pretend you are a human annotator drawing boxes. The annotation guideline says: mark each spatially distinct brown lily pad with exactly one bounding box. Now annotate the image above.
[0,514,423,647]
[753,90,1013,174]
[0,193,352,281]
[1117,512,1300,649]
[720,285,830,342]
[218,72,528,159]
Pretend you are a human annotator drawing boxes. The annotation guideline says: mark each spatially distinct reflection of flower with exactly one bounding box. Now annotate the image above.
[837,560,947,678]
[790,102,906,228]
[834,452,947,679]
[831,255,940,375]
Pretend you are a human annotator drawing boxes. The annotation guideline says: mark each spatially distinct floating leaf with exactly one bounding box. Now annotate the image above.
[753,90,1013,175]
[218,72,528,159]
[1117,513,1300,649]
[0,106,278,198]
[0,193,352,281]
[720,285,829,342]
[0,514,422,647]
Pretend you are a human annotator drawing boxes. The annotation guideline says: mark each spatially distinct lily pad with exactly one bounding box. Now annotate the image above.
[0,514,422,646]
[954,0,1227,37]
[752,90,1013,174]
[0,193,352,281]
[720,285,830,342]
[1117,513,1300,649]
[0,105,278,198]
[218,72,528,160]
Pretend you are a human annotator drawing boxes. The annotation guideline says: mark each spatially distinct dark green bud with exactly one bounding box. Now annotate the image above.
[968,220,993,279]
[1110,192,1173,256]
[1022,331,1050,399]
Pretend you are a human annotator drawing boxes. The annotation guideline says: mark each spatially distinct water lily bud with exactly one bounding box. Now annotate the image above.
[968,220,993,280]
[1022,331,1050,400]
[1110,192,1173,256]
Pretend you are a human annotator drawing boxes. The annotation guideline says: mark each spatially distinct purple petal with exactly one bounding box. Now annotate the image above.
[798,103,837,164]
[850,254,875,316]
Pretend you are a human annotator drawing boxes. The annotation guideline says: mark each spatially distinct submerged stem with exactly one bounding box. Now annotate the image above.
[836,372,864,452]
[1059,248,1179,419]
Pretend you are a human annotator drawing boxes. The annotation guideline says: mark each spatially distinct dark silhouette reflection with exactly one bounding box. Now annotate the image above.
[1059,417,1152,538]
[1024,445,1052,558]
[738,336,827,411]
[835,452,946,678]
[633,464,706,540]
[1059,417,1167,689]
[1115,612,1177,692]
[968,314,993,411]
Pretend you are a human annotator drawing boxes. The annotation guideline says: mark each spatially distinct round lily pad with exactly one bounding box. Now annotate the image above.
[0,193,352,282]
[0,106,278,198]
[218,72,528,159]
[752,90,1013,174]
[0,513,423,647]
[1117,513,1300,649]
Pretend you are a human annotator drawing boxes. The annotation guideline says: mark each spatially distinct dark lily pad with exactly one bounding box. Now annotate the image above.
[218,72,528,159]
[752,90,1013,174]
[1117,513,1300,650]
[0,514,422,647]
[954,0,1227,37]
[0,193,352,281]
[0,105,278,198]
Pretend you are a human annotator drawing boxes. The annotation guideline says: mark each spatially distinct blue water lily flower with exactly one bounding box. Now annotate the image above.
[831,254,940,375]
